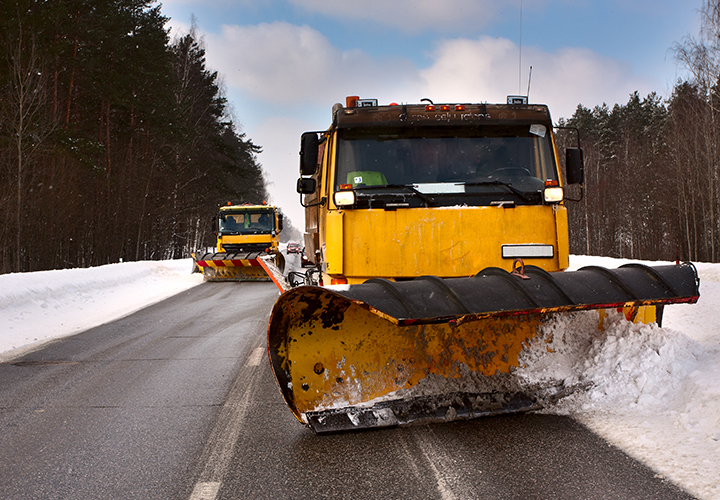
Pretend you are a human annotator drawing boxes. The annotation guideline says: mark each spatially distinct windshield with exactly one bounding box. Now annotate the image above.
[219,211,274,234]
[335,125,558,206]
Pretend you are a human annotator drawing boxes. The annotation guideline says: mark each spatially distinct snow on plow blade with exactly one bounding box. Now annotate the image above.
[267,263,700,433]
[193,251,271,281]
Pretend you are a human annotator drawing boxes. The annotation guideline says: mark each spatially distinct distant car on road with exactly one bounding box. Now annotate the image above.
[286,242,301,254]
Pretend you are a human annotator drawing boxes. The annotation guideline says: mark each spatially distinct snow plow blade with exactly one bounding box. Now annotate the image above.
[192,251,274,281]
[267,263,700,433]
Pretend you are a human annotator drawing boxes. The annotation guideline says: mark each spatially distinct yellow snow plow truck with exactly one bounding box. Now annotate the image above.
[193,203,284,281]
[266,96,700,433]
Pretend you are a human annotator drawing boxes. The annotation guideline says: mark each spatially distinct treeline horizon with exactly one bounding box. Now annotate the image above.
[0,0,269,274]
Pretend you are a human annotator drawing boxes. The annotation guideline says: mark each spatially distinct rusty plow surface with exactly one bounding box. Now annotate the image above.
[267,263,700,433]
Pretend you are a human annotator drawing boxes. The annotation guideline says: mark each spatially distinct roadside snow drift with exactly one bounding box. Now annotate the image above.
[0,259,202,360]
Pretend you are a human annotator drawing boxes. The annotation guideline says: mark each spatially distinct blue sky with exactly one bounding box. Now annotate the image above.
[158,0,702,227]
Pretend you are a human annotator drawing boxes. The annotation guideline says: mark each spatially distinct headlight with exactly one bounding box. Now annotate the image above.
[543,186,564,203]
[334,190,355,206]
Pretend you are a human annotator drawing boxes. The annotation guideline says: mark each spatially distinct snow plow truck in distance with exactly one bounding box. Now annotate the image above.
[265,96,701,433]
[193,203,284,281]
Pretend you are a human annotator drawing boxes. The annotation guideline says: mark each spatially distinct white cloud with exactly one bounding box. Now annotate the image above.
[199,26,658,227]
[205,22,654,120]
[288,0,506,33]
[419,36,654,120]
[204,21,420,106]
[250,116,318,228]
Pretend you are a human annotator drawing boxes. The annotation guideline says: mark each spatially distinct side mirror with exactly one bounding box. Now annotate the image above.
[300,132,319,176]
[211,216,217,234]
[277,213,284,232]
[565,148,584,185]
[297,177,317,194]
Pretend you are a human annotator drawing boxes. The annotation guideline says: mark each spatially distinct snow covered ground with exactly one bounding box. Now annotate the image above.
[0,256,718,499]
[0,259,204,361]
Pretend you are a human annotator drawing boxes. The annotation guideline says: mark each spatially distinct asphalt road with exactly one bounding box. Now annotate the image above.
[0,281,277,499]
[0,281,698,500]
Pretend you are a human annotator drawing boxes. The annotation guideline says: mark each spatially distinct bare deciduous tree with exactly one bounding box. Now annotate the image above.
[2,8,54,271]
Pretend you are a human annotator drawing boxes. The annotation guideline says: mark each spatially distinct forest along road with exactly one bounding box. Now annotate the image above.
[0,282,697,500]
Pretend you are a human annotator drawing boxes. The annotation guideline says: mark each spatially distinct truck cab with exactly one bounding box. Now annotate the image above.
[215,204,283,254]
[298,97,583,285]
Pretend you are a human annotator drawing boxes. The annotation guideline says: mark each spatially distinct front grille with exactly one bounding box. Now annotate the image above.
[222,243,271,253]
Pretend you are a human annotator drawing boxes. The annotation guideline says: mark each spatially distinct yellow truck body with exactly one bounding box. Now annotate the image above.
[321,205,569,282]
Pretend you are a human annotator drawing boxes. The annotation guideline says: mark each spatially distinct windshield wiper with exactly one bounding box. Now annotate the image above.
[353,184,437,206]
[460,180,537,201]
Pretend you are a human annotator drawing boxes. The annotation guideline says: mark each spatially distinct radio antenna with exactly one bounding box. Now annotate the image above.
[527,66,533,100]
[518,0,523,95]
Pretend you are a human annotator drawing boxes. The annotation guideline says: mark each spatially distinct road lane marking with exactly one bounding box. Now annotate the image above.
[245,347,264,367]
[412,427,474,500]
[189,482,221,500]
[189,342,264,500]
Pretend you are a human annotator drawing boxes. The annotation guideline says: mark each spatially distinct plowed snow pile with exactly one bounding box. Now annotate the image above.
[516,256,720,500]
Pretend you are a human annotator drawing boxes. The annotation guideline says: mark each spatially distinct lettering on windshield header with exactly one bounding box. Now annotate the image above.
[404,112,491,122]
[367,111,492,124]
